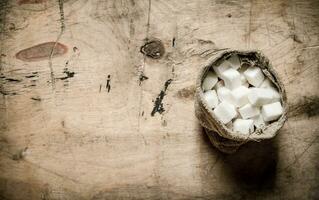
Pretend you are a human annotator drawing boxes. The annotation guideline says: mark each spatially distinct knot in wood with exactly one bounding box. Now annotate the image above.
[140,39,165,59]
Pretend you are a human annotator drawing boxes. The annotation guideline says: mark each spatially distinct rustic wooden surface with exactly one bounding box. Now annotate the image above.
[0,0,318,199]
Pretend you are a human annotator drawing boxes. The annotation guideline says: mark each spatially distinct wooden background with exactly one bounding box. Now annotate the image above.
[0,0,318,199]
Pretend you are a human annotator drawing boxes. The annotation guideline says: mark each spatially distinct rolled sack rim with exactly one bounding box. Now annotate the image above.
[195,49,288,142]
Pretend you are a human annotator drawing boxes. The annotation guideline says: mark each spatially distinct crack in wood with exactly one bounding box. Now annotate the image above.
[0,0,9,98]
[151,79,172,116]
[106,75,111,92]
[48,0,66,89]
[247,0,253,48]
[31,97,41,101]
[137,0,152,145]
[5,78,21,82]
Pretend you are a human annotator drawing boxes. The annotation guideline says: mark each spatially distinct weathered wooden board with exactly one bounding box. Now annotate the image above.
[0,0,318,199]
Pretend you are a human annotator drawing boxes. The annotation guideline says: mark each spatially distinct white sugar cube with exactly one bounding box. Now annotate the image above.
[217,87,235,104]
[203,90,219,109]
[238,103,260,119]
[241,74,249,87]
[233,119,254,134]
[231,86,249,107]
[227,55,240,70]
[260,78,273,88]
[248,88,274,106]
[244,67,265,87]
[269,87,281,102]
[261,102,283,122]
[202,71,218,91]
[213,60,231,78]
[213,101,237,124]
[221,68,241,90]
[214,80,224,90]
[252,114,267,128]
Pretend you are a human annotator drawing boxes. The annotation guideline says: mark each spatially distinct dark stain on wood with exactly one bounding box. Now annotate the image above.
[106,75,111,92]
[25,72,39,78]
[0,92,16,96]
[8,23,16,31]
[31,97,41,101]
[58,68,75,81]
[5,78,21,82]
[176,86,196,100]
[0,90,9,96]
[17,0,46,5]
[16,42,68,62]
[151,79,172,116]
[63,69,75,79]
[12,147,28,161]
[289,96,319,118]
[139,73,148,85]
[73,46,78,52]
[161,120,167,127]
[290,34,302,43]
[25,74,37,78]
[140,39,165,59]
[172,37,176,47]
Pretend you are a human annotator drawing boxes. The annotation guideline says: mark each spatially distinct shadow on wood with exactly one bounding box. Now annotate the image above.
[200,128,278,191]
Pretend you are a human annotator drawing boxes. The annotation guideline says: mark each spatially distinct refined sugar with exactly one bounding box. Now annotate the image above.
[269,87,281,102]
[231,86,249,107]
[244,67,265,87]
[202,71,218,91]
[203,90,219,109]
[232,84,249,101]
[252,114,267,128]
[214,80,224,90]
[260,78,273,88]
[213,60,231,78]
[240,75,246,84]
[221,68,241,90]
[203,60,283,130]
[238,103,260,119]
[217,87,235,104]
[260,79,281,103]
[213,101,237,124]
[233,119,254,134]
[261,102,283,122]
[248,88,274,106]
[227,55,240,70]
[240,74,249,87]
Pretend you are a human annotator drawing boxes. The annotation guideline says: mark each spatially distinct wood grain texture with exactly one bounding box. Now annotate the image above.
[0,0,318,199]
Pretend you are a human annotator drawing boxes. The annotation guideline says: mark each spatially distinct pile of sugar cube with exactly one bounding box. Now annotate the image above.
[202,54,283,135]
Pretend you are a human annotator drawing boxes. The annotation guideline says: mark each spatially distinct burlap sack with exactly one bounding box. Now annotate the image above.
[195,50,288,154]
